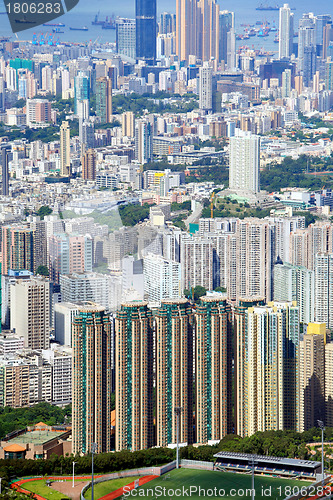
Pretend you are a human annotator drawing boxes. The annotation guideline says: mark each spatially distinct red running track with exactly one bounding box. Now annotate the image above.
[11,475,102,500]
[11,474,158,500]
[99,475,159,500]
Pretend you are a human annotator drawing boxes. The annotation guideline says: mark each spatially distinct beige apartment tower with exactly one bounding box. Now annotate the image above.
[10,278,50,349]
[60,120,71,177]
[115,302,154,452]
[155,299,194,448]
[122,111,135,138]
[235,301,300,437]
[72,304,112,455]
[299,323,326,432]
[176,0,219,62]
[325,342,333,427]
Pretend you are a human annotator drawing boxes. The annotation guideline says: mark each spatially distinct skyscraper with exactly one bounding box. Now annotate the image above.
[49,233,93,284]
[316,15,331,56]
[74,71,90,120]
[10,277,50,349]
[1,225,34,275]
[282,68,292,98]
[135,119,153,164]
[60,121,71,177]
[314,253,333,328]
[72,304,112,454]
[299,323,326,432]
[135,0,156,65]
[82,148,96,181]
[274,262,314,324]
[195,296,231,444]
[176,0,219,62]
[115,302,154,451]
[325,342,333,426]
[122,111,135,138]
[219,11,234,65]
[298,13,316,86]
[326,58,333,91]
[155,299,194,447]
[116,19,136,60]
[235,301,300,437]
[1,144,10,196]
[79,120,95,149]
[229,134,260,193]
[279,4,294,59]
[199,0,220,62]
[180,234,215,291]
[143,253,181,305]
[199,63,213,112]
[96,77,112,124]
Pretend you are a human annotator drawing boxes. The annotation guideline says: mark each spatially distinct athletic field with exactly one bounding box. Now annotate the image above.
[135,468,310,500]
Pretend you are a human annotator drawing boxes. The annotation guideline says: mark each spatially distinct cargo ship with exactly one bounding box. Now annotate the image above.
[69,26,88,31]
[43,22,65,27]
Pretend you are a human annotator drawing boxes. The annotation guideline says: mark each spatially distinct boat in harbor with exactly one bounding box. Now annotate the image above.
[43,22,65,27]
[69,26,88,31]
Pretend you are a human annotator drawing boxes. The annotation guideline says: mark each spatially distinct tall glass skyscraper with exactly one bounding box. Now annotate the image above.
[135,0,156,65]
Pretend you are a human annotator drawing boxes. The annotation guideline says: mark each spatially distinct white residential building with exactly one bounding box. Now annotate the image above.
[229,134,260,193]
[143,253,181,305]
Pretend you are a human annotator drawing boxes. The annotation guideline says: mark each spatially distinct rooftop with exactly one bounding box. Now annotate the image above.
[214,451,321,469]
[7,429,65,445]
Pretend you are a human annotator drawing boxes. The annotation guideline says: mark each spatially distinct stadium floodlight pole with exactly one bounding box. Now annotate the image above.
[72,461,76,488]
[91,443,97,500]
[174,407,183,469]
[249,455,257,500]
[317,420,325,487]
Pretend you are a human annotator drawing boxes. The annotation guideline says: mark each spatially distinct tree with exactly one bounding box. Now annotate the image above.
[36,265,49,277]
[36,206,52,220]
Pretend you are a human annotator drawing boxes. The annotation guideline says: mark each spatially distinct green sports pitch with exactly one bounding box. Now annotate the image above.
[133,468,311,499]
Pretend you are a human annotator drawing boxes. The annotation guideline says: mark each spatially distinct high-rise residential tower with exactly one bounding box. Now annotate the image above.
[274,263,314,324]
[176,0,219,62]
[229,134,260,193]
[143,253,181,305]
[82,149,96,181]
[195,296,232,444]
[299,323,326,432]
[74,71,90,118]
[60,121,71,177]
[155,299,194,447]
[314,253,333,328]
[122,111,135,138]
[135,0,156,65]
[115,302,154,451]
[116,19,136,60]
[10,277,50,349]
[219,11,234,65]
[279,4,294,59]
[1,144,10,196]
[135,119,153,164]
[96,77,112,124]
[199,63,213,112]
[298,13,316,86]
[235,301,300,437]
[72,304,112,454]
[1,225,34,275]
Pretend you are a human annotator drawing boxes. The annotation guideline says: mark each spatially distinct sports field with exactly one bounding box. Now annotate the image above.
[136,469,310,500]
[84,476,141,499]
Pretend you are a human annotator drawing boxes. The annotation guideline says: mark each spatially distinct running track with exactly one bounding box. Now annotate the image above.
[11,474,158,500]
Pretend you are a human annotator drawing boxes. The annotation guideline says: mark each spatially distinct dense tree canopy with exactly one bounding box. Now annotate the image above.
[0,403,71,440]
